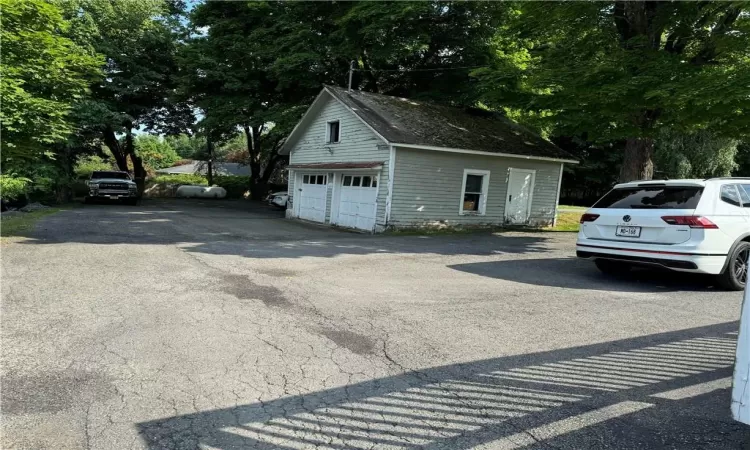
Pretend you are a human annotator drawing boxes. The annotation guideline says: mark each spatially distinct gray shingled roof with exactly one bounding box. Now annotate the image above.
[324,85,575,161]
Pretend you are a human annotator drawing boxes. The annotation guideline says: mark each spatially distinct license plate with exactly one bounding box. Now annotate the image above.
[107,195,120,199]
[616,225,641,237]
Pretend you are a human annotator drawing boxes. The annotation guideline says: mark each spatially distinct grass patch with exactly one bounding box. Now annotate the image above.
[544,211,581,232]
[558,204,588,211]
[1,207,66,240]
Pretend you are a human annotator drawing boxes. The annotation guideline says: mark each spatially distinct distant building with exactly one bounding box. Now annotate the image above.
[155,161,250,177]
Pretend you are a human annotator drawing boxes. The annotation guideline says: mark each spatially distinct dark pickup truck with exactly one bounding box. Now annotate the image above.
[85,171,138,205]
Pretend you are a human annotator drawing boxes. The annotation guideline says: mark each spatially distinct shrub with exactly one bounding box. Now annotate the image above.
[0,175,31,201]
[74,155,115,178]
[135,135,181,170]
[214,175,250,198]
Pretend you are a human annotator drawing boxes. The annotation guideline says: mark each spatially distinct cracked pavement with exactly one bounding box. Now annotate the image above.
[1,199,748,449]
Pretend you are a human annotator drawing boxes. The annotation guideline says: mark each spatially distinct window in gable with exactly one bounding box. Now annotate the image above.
[326,120,340,144]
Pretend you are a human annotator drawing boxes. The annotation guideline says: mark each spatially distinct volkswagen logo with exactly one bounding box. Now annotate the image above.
[623,215,631,222]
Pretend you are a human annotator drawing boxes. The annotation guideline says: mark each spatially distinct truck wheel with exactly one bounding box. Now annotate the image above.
[716,242,749,291]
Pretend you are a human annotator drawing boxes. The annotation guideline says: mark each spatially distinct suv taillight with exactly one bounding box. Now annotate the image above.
[661,216,718,229]
[580,213,600,224]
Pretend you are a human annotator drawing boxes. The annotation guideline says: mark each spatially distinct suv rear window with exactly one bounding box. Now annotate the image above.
[593,186,704,209]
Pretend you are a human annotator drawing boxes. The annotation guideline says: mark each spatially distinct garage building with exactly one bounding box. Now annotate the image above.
[279,85,577,232]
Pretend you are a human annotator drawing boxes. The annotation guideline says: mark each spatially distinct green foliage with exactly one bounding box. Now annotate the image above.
[2,158,72,203]
[0,175,31,201]
[735,142,750,177]
[213,176,250,198]
[151,174,208,186]
[654,129,738,179]
[134,135,180,170]
[481,2,750,140]
[73,155,114,178]
[0,0,102,162]
[164,134,206,159]
[476,2,750,181]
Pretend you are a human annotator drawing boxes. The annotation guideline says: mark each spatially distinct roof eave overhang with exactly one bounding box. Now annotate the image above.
[392,143,579,164]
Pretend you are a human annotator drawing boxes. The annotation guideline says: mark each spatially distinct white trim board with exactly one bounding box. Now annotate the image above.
[459,168,491,216]
[394,143,579,164]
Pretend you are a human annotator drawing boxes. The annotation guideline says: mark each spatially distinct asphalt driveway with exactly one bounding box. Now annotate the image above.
[1,199,747,449]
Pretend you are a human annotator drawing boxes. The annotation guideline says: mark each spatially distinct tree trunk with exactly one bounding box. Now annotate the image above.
[103,126,128,171]
[619,137,654,182]
[125,127,146,195]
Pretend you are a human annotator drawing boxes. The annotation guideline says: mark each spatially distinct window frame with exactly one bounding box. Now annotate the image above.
[459,169,491,216]
[325,120,341,144]
[720,184,743,208]
[739,184,750,208]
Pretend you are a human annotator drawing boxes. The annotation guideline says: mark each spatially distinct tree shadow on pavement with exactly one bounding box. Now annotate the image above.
[137,322,744,450]
[448,258,720,293]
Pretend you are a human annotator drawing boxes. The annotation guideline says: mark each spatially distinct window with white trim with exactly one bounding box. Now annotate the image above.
[460,169,490,215]
[326,120,340,144]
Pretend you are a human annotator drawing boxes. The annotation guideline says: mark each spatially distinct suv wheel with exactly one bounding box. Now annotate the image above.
[594,259,631,275]
[717,242,749,291]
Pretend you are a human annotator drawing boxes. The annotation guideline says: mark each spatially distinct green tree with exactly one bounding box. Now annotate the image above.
[0,0,102,163]
[134,135,180,170]
[74,154,114,178]
[735,141,750,177]
[61,0,193,192]
[654,129,738,179]
[478,2,750,182]
[181,1,504,198]
[164,134,206,159]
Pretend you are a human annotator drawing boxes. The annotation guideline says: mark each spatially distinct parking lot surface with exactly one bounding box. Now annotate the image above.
[1,199,746,449]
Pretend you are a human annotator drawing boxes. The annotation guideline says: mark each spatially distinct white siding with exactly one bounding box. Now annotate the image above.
[287,96,390,226]
[389,147,562,228]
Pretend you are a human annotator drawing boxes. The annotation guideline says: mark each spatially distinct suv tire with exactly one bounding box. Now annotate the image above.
[594,259,631,275]
[717,241,749,291]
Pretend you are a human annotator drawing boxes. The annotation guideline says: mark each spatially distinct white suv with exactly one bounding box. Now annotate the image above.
[576,178,750,290]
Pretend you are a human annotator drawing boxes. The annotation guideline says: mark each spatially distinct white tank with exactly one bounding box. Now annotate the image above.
[175,185,227,199]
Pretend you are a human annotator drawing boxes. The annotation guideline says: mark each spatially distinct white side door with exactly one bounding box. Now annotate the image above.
[505,168,535,224]
[297,174,328,223]
[337,174,378,231]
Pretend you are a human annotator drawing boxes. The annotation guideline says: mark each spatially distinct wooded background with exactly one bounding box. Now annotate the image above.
[2,0,748,205]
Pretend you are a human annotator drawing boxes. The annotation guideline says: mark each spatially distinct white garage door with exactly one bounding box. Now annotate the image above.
[337,175,377,231]
[298,174,328,223]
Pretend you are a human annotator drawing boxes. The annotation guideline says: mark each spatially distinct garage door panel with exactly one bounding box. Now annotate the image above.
[337,174,377,231]
[298,174,328,223]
